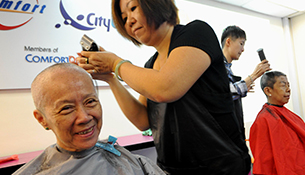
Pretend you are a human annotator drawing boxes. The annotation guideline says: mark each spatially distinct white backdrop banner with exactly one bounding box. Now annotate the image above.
[0,0,270,90]
[0,0,155,89]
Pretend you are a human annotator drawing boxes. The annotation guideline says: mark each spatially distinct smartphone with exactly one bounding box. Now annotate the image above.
[257,48,266,61]
[80,34,99,51]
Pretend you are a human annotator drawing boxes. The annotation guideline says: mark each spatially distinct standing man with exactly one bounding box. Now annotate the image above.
[221,25,271,139]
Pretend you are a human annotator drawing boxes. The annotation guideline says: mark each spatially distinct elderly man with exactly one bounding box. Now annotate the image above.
[13,63,164,175]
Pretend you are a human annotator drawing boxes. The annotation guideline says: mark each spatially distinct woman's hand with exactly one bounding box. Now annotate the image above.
[76,46,122,74]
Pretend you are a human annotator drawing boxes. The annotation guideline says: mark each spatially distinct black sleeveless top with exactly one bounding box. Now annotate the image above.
[145,20,250,174]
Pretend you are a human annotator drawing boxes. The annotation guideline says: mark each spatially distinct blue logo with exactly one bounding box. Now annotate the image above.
[25,54,76,63]
[55,0,115,31]
[24,46,76,64]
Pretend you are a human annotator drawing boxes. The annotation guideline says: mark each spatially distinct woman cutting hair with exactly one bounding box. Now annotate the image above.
[77,0,251,174]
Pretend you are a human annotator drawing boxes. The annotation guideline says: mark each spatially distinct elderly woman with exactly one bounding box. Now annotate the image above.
[13,63,165,175]
[250,71,305,175]
[77,0,250,174]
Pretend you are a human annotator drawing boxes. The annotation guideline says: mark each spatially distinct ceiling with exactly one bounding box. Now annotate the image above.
[186,0,305,18]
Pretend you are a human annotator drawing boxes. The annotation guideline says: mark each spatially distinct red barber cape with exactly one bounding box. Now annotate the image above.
[250,103,305,175]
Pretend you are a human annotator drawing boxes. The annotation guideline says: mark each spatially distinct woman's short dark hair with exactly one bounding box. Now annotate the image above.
[221,25,246,48]
[260,71,286,92]
[112,0,179,46]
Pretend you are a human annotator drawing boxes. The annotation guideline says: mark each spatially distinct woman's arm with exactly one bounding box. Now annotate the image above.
[78,46,211,103]
[119,46,211,103]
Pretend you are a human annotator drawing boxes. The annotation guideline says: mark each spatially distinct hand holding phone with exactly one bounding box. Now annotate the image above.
[257,48,266,61]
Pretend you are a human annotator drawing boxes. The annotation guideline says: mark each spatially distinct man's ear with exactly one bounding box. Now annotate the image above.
[33,109,48,129]
[225,37,231,47]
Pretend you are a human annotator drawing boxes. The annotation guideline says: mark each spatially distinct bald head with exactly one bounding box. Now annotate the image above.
[31,63,96,113]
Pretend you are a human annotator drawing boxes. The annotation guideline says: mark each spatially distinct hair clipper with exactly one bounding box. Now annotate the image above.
[257,48,266,61]
[80,34,99,51]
